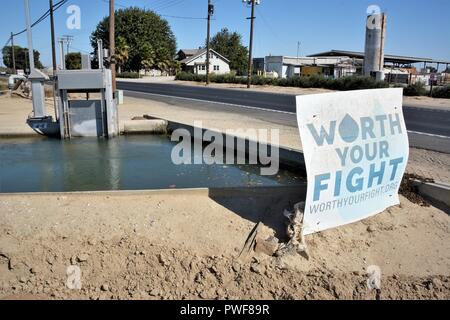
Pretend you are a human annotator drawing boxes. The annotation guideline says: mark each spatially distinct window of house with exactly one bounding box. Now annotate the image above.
[214,65,220,71]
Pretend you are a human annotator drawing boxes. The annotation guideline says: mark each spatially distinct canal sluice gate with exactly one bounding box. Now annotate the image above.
[56,69,119,139]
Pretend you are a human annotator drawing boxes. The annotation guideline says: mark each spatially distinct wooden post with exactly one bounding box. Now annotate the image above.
[206,0,212,85]
[10,32,16,74]
[49,0,57,72]
[246,0,256,88]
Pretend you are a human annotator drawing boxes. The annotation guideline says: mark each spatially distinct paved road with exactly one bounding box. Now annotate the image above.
[118,81,450,153]
[118,81,450,136]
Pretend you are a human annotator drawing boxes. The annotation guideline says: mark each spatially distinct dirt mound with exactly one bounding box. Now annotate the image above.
[1,234,448,300]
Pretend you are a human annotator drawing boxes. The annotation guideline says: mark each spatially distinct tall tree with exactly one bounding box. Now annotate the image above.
[65,52,81,70]
[2,45,44,71]
[209,28,248,75]
[90,7,177,72]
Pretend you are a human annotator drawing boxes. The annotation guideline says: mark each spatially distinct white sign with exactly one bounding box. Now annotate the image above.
[296,89,409,235]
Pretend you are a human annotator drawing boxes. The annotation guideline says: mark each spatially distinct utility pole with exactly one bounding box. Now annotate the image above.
[49,0,57,72]
[11,32,16,74]
[244,0,259,88]
[109,0,116,92]
[62,35,73,54]
[205,0,213,85]
[297,41,300,61]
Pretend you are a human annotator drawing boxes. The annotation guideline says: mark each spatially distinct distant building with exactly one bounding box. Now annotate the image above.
[252,58,265,75]
[259,55,357,79]
[176,48,230,75]
[309,50,450,84]
[253,50,450,84]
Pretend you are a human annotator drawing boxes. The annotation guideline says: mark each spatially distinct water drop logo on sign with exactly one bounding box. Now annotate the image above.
[296,88,409,235]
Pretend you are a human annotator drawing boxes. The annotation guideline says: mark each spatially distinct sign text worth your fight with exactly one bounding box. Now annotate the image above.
[307,112,405,202]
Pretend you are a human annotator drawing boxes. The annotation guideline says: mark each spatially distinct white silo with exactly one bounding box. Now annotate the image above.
[364,7,387,79]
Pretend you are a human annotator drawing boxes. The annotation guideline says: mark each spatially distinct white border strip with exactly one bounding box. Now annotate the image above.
[407,130,450,139]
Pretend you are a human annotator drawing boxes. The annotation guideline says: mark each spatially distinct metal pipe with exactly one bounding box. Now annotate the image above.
[59,39,66,70]
[98,39,104,69]
[24,0,35,71]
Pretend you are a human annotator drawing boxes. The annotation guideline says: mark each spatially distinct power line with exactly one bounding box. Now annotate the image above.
[148,0,169,9]
[153,0,186,12]
[12,0,68,38]
[102,0,204,20]
[3,38,12,50]
[1,0,67,68]
[255,6,279,40]
[160,14,206,20]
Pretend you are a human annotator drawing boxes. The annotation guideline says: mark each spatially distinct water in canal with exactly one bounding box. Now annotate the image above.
[0,135,303,193]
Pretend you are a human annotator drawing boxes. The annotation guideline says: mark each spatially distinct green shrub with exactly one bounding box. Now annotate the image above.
[432,85,450,99]
[251,75,274,85]
[117,72,140,79]
[175,72,205,82]
[331,75,388,91]
[175,72,389,91]
[403,82,427,96]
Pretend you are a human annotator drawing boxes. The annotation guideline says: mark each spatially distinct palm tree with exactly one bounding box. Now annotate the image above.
[140,44,155,75]
[115,36,130,74]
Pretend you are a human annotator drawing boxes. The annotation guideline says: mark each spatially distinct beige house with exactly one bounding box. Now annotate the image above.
[177,48,230,75]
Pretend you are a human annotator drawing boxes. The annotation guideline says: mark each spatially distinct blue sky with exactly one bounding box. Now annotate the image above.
[1,0,450,68]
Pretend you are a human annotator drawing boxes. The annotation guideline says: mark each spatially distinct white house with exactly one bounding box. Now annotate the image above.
[177,48,230,75]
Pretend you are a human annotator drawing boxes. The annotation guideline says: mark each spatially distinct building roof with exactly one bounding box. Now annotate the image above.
[179,48,230,64]
[179,49,202,57]
[308,50,450,65]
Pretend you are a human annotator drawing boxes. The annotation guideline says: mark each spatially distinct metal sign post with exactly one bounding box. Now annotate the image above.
[24,0,48,119]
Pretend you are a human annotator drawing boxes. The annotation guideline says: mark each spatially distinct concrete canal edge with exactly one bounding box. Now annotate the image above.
[411,180,450,214]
